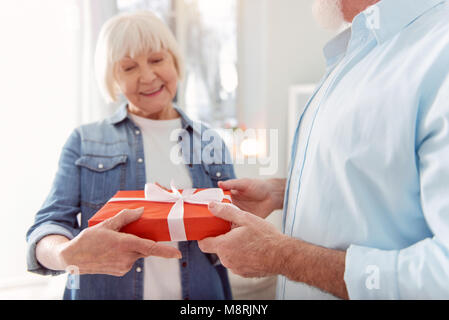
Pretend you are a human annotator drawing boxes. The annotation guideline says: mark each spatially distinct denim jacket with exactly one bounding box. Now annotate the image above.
[26,103,236,300]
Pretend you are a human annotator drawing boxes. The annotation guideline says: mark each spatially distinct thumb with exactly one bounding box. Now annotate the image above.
[208,202,251,227]
[103,207,144,231]
[124,234,182,259]
[218,179,249,192]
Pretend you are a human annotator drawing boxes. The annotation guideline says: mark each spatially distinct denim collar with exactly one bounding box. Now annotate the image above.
[107,101,200,134]
[323,0,446,67]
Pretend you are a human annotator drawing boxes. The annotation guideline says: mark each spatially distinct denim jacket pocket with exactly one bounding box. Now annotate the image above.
[203,164,232,182]
[75,154,128,207]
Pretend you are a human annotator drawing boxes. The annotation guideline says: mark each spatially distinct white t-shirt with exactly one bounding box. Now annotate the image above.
[128,112,192,300]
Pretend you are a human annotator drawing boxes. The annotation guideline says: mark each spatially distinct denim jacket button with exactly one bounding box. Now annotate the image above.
[98,163,104,169]
[216,172,221,178]
[136,267,142,273]
[135,130,140,135]
[137,158,144,163]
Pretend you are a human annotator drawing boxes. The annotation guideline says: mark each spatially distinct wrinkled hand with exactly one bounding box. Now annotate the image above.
[58,207,182,277]
[198,202,291,278]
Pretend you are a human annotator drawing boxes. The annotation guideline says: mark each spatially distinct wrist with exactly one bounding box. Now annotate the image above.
[271,234,301,276]
[267,178,286,211]
[35,235,71,271]
[55,239,72,271]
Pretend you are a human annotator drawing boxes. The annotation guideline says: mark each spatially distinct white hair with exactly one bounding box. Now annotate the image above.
[312,0,345,30]
[94,10,184,103]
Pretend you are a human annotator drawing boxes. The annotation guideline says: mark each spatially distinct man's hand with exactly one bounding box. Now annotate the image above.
[218,178,286,219]
[55,207,182,277]
[198,202,349,299]
[198,202,291,278]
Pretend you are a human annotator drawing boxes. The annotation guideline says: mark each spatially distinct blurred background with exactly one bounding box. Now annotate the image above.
[0,0,336,299]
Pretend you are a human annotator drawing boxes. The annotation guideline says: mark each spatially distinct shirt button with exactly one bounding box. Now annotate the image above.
[216,172,221,178]
[135,130,140,135]
[137,158,144,163]
[98,163,104,169]
[182,262,187,268]
[136,267,142,273]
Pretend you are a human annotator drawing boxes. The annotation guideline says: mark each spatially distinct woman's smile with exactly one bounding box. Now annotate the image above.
[140,85,164,98]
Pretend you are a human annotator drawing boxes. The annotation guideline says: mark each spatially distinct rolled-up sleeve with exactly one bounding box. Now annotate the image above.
[345,74,449,299]
[26,129,82,275]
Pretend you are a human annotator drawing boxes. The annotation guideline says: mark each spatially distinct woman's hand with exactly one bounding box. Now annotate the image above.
[56,207,182,277]
[218,178,286,219]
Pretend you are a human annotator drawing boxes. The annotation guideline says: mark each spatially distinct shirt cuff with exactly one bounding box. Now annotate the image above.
[344,244,400,299]
[26,223,75,276]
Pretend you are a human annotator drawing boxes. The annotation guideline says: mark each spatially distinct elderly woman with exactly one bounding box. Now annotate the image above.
[26,11,235,300]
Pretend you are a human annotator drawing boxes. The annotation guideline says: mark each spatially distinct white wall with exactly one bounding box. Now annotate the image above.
[237,0,335,178]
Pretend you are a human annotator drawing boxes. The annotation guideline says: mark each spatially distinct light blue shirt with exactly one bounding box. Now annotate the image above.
[279,0,449,299]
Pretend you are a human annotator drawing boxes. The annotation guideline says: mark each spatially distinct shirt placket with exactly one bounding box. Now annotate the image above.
[280,21,375,299]
[285,26,375,238]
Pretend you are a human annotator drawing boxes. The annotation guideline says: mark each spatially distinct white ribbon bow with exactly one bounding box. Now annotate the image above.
[108,182,231,241]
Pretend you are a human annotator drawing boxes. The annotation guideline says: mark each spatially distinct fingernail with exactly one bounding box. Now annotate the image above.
[209,202,217,209]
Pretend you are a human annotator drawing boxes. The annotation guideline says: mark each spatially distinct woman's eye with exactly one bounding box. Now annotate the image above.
[151,58,163,64]
[123,66,135,72]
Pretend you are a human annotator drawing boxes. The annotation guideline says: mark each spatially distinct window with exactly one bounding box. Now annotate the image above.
[117,0,238,127]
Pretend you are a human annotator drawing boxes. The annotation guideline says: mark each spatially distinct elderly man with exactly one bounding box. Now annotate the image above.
[198,0,449,299]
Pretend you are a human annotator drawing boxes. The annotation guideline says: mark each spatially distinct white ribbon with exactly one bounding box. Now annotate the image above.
[108,182,231,241]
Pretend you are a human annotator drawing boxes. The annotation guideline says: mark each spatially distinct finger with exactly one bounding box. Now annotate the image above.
[198,236,220,254]
[125,235,182,259]
[149,243,182,259]
[230,189,240,197]
[103,207,144,231]
[208,202,251,226]
[218,179,249,192]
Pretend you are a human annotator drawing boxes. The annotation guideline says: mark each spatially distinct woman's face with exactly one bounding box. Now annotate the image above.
[115,49,179,119]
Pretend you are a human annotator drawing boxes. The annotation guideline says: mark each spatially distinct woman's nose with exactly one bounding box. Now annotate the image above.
[140,66,157,83]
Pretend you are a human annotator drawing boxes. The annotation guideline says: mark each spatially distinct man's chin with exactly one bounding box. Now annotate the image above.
[312,0,345,30]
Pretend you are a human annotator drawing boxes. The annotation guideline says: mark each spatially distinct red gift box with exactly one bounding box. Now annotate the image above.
[88,183,232,242]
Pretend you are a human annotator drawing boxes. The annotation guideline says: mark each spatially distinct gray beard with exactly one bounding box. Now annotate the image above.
[312,0,345,30]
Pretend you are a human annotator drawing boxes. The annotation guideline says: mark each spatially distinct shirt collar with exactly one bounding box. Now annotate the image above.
[323,27,352,68]
[323,0,446,66]
[367,0,446,44]
[107,101,200,134]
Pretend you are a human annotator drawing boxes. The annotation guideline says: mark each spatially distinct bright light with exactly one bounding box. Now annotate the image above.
[240,138,263,157]
[220,62,238,93]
